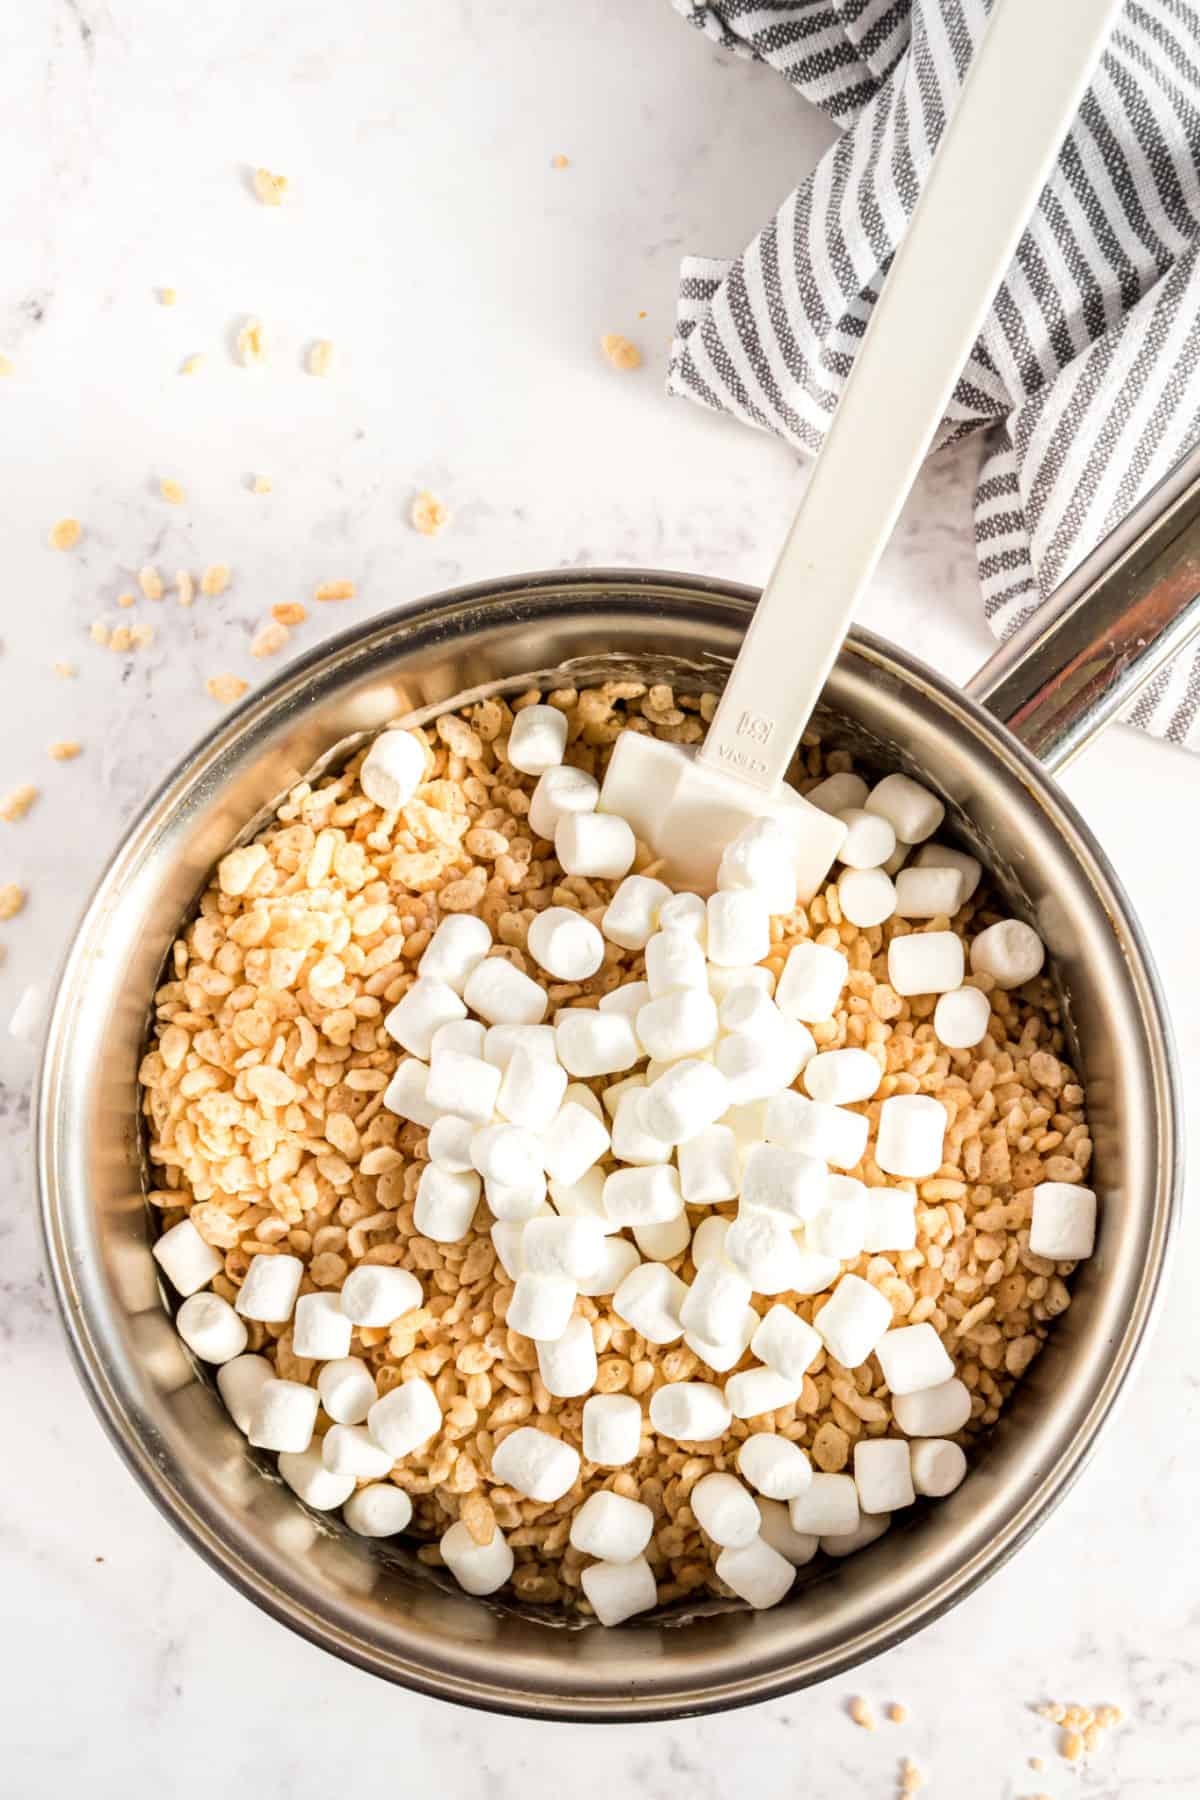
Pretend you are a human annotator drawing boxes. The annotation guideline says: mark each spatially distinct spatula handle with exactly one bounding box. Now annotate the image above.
[698,0,1125,794]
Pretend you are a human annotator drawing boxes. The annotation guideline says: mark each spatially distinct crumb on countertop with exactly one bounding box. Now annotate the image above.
[200,563,230,597]
[176,570,195,608]
[600,333,641,371]
[48,741,81,761]
[307,339,334,376]
[160,478,185,505]
[53,661,76,679]
[1,785,38,822]
[551,153,569,168]
[888,1703,909,1725]
[159,287,177,306]
[314,579,355,602]
[849,1696,875,1732]
[253,168,288,206]
[207,673,248,705]
[252,473,272,493]
[250,620,289,658]
[0,354,14,377]
[272,602,306,626]
[180,354,206,375]
[139,565,164,602]
[48,518,82,551]
[411,490,449,536]
[0,883,25,919]
[898,1757,924,1796]
[236,317,266,366]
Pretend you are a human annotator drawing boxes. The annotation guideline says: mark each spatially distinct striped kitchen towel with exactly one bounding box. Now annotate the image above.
[670,0,1200,748]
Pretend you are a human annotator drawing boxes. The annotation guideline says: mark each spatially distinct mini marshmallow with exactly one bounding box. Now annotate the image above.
[658,890,708,940]
[751,1305,821,1385]
[805,1048,881,1106]
[536,1314,599,1397]
[875,1322,955,1395]
[495,1045,568,1132]
[887,929,965,996]
[642,1059,729,1145]
[485,1174,549,1223]
[684,1303,758,1373]
[837,867,897,928]
[277,1446,357,1511]
[910,1438,968,1497]
[854,1438,915,1513]
[893,1376,972,1436]
[382,1058,441,1128]
[611,1088,673,1166]
[385,977,467,1060]
[875,1094,947,1178]
[490,1218,527,1280]
[360,729,425,812]
[815,1274,893,1368]
[540,1100,612,1185]
[343,1483,414,1537]
[367,1376,443,1458]
[721,1098,769,1143]
[428,1114,476,1172]
[788,1471,860,1537]
[471,1122,543,1186]
[715,1537,795,1610]
[718,983,783,1036]
[863,1187,917,1253]
[913,841,982,903]
[707,963,776,1003]
[679,1260,753,1345]
[464,958,549,1027]
[322,1423,394,1481]
[441,1520,516,1596]
[1029,1182,1097,1260]
[645,928,708,997]
[895,864,964,918]
[717,818,798,915]
[153,1218,223,1297]
[235,1252,303,1322]
[526,906,606,981]
[691,1471,760,1547]
[580,1556,657,1626]
[431,1018,486,1061]
[836,807,897,870]
[564,1080,605,1120]
[740,1142,825,1223]
[175,1292,248,1365]
[805,771,869,814]
[599,984,651,1026]
[716,1020,813,1104]
[482,1023,558,1069]
[612,1261,688,1344]
[248,1377,320,1453]
[634,1214,693,1262]
[738,1434,813,1501]
[723,1212,807,1294]
[969,917,1045,988]
[528,764,599,841]
[523,1214,606,1282]
[340,1266,423,1329]
[425,1049,502,1123]
[776,942,848,1021]
[556,1011,640,1078]
[756,1497,819,1566]
[507,703,568,776]
[725,1364,804,1419]
[570,1490,655,1562]
[678,1125,740,1205]
[933,985,991,1051]
[690,1214,732,1267]
[556,810,637,880]
[706,889,771,967]
[601,875,673,951]
[583,1392,644,1466]
[491,1425,581,1501]
[636,989,719,1064]
[550,1166,615,1231]
[508,1271,577,1341]
[603,1162,683,1227]
[821,1513,892,1557]
[291,1292,353,1361]
[864,771,945,844]
[414,1163,482,1241]
[764,1090,869,1170]
[418,914,492,994]
[216,1353,272,1432]
[577,1236,641,1297]
[317,1356,378,1425]
[806,1178,868,1261]
[788,1248,843,1295]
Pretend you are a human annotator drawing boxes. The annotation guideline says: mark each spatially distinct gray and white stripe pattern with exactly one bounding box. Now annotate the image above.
[670,0,1200,748]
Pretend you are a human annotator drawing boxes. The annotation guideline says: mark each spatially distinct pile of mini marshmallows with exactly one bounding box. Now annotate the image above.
[151,711,1099,1625]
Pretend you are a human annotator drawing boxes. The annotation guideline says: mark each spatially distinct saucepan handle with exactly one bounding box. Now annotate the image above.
[964,438,1200,772]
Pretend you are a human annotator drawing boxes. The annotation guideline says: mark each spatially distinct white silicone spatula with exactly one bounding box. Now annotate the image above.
[600,0,1124,895]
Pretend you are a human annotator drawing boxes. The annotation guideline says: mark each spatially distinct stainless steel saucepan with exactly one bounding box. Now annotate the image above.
[38,443,1200,1719]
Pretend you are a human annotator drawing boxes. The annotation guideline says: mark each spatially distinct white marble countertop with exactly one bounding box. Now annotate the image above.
[5,2,1198,1793]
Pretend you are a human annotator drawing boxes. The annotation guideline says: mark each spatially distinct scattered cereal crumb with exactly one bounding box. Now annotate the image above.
[90,620,110,647]
[551,153,569,169]
[9,984,43,1039]
[160,478,185,505]
[1083,1723,1102,1752]
[1028,1757,1043,1772]
[306,339,334,377]
[200,563,230,597]
[638,309,647,319]
[0,785,38,822]
[117,592,135,609]
[1061,1731,1083,1762]
[110,625,134,653]
[849,1696,875,1732]
[253,168,288,206]
[250,620,289,658]
[252,473,272,493]
[48,518,82,551]
[130,622,155,649]
[139,565,164,602]
[180,354,206,376]
[159,287,177,306]
[898,1757,924,1796]
[53,661,75,679]
[600,332,642,371]
[0,354,13,377]
[314,579,356,602]
[177,570,195,608]
[236,316,266,366]
[207,673,248,705]
[1095,1705,1123,1728]
[411,490,449,537]
[1035,1703,1066,1724]
[887,1703,908,1725]
[0,883,25,919]
[272,602,306,626]
[48,741,81,761]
